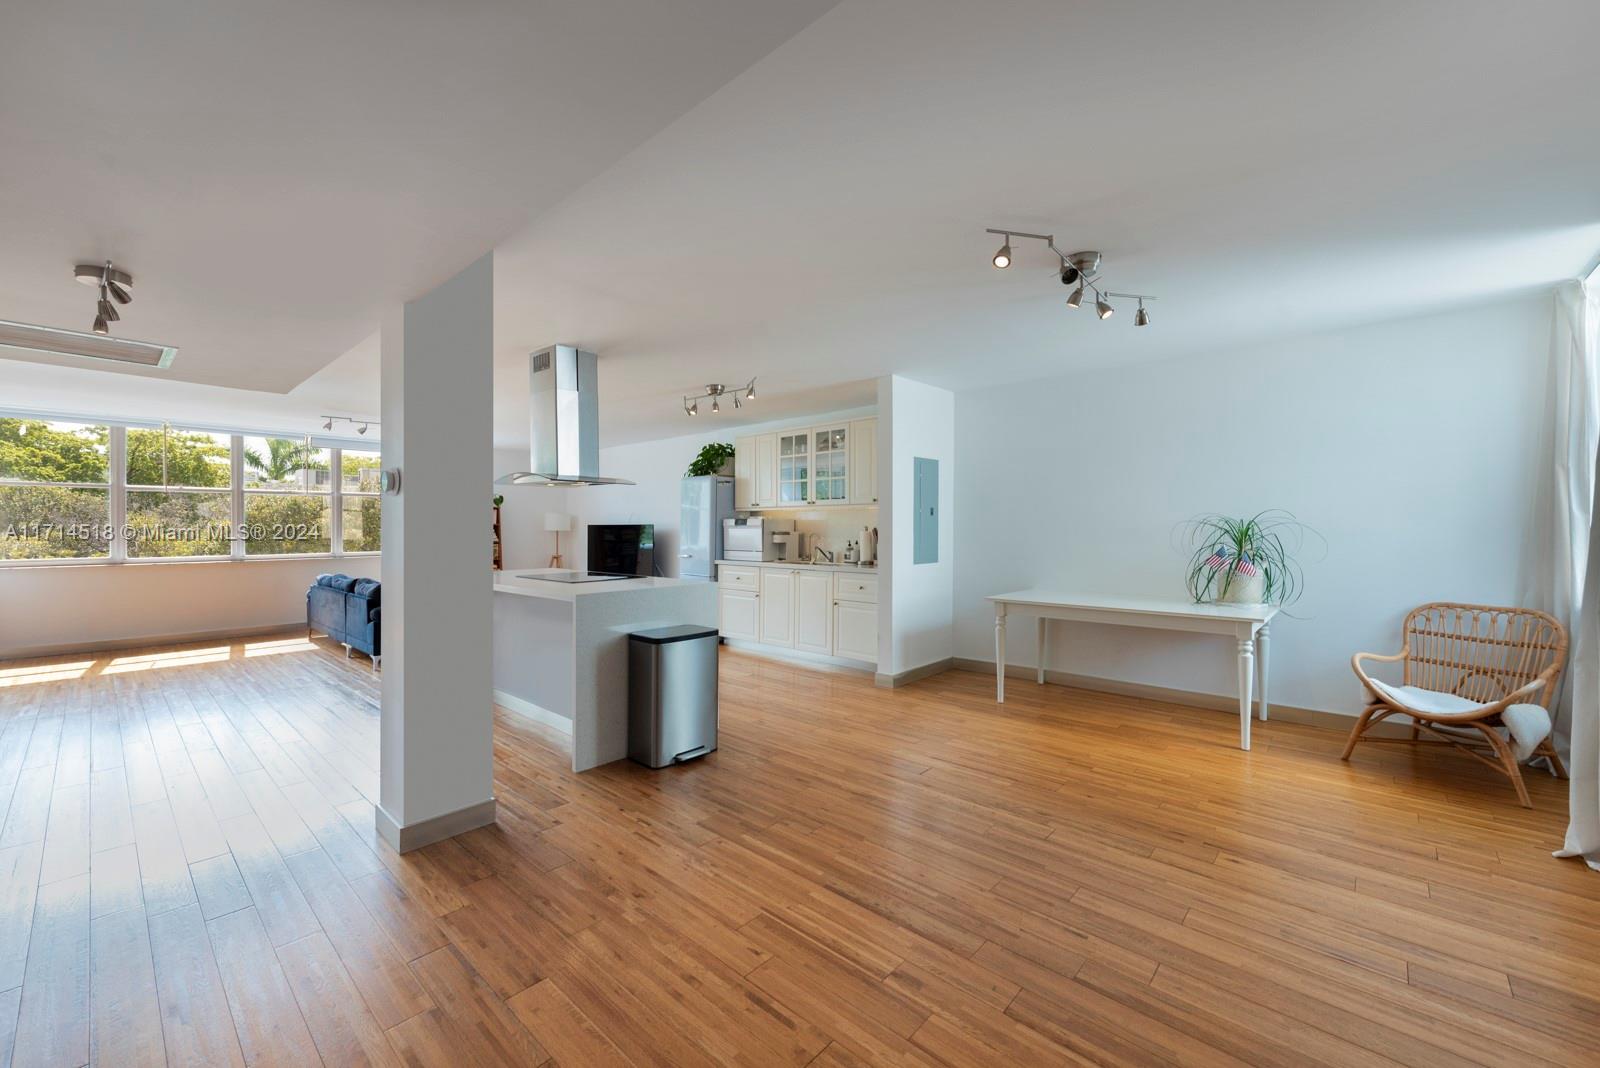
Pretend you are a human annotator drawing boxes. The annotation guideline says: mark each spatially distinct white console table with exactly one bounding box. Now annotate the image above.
[987,591,1278,750]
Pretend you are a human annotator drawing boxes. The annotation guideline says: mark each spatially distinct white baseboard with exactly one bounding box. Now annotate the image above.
[947,657,1398,735]
[874,657,956,688]
[375,796,497,854]
[719,639,875,675]
[492,689,573,734]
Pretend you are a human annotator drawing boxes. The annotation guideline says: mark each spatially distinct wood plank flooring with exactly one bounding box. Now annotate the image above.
[0,635,1592,1066]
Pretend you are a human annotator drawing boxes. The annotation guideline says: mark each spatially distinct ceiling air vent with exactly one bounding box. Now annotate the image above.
[0,319,177,368]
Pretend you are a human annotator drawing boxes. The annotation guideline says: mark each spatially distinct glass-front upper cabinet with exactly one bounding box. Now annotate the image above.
[812,424,848,503]
[777,431,809,504]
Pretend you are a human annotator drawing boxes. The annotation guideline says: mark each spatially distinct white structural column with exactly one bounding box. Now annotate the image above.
[377,253,496,852]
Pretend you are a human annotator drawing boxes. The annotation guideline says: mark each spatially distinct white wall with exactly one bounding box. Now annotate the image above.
[879,375,955,677]
[492,447,569,570]
[0,555,379,658]
[954,293,1553,716]
[515,405,877,576]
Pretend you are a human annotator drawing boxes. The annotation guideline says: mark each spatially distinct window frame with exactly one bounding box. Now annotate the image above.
[0,410,380,567]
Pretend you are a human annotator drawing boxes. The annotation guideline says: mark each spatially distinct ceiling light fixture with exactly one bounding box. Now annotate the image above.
[683,378,757,416]
[75,261,137,336]
[318,415,381,436]
[984,229,1157,326]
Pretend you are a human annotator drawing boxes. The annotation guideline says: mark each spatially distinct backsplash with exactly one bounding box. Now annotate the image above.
[756,505,879,558]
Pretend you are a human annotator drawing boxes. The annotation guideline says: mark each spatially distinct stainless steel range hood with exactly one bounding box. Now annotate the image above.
[495,345,635,487]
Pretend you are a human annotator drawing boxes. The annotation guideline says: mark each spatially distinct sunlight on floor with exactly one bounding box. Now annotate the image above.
[243,638,319,657]
[0,661,94,686]
[102,646,231,673]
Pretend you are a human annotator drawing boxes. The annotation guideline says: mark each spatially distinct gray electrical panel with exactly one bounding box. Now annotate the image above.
[913,456,939,564]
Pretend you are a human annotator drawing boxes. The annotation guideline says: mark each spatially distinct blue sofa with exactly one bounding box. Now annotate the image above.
[307,574,381,670]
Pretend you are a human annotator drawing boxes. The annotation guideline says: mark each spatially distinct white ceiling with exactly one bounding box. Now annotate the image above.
[492,0,1600,445]
[6,2,1598,450]
[0,0,837,393]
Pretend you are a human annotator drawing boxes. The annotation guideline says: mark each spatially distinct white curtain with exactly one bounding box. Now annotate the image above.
[1535,277,1600,871]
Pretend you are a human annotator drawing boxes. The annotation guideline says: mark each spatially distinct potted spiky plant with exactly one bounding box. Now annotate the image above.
[1180,511,1317,605]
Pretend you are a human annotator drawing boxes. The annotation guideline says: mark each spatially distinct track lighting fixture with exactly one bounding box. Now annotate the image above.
[318,415,380,436]
[76,261,136,336]
[984,229,1157,326]
[683,378,757,416]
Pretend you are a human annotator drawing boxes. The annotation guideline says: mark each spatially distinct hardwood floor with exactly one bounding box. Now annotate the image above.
[0,636,1593,1067]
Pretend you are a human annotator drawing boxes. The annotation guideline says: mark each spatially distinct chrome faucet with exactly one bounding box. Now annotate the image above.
[812,546,834,564]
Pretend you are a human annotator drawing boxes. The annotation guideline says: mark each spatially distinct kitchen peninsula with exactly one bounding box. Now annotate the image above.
[492,570,717,771]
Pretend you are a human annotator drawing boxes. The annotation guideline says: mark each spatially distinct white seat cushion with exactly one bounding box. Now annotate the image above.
[1366,680,1551,761]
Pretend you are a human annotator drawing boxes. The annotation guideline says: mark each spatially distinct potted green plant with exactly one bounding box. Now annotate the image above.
[1179,511,1318,605]
[685,442,735,478]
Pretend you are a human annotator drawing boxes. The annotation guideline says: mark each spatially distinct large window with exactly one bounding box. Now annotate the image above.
[126,425,232,558]
[340,448,382,552]
[0,418,111,560]
[0,412,379,565]
[242,436,331,554]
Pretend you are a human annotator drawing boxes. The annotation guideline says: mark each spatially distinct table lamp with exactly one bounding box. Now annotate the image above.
[544,512,573,568]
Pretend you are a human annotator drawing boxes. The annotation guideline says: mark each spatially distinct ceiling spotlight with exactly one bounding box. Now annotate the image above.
[92,314,108,335]
[1066,285,1084,309]
[1095,295,1114,320]
[711,396,720,414]
[683,378,754,416]
[992,239,1012,269]
[97,293,119,323]
[106,279,132,305]
[745,380,756,401]
[322,418,334,431]
[688,400,698,416]
[1060,265,1080,286]
[1135,300,1149,327]
[357,423,369,435]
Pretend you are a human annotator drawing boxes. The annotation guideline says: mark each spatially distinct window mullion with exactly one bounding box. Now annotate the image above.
[330,447,343,556]
[109,425,127,563]
[230,434,244,561]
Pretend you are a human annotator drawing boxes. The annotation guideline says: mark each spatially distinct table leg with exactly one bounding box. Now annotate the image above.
[995,606,1007,703]
[1237,638,1255,750]
[1037,617,1047,685]
[1256,623,1271,721]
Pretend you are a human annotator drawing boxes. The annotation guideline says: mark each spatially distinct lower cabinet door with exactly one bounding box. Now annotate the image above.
[719,589,759,641]
[832,601,878,663]
[758,569,796,647]
[794,571,832,655]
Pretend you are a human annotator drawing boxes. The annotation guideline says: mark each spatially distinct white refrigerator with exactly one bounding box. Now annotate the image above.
[678,475,735,580]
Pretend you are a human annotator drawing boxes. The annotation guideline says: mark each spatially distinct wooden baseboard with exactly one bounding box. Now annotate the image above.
[492,689,573,734]
[4,622,308,662]
[947,657,1407,737]
[875,657,956,689]
[374,797,497,854]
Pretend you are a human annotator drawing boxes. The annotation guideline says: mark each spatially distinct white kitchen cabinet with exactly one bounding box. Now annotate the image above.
[733,435,755,511]
[833,600,878,663]
[719,589,759,641]
[848,417,877,504]
[811,423,850,504]
[794,570,833,655]
[754,434,778,508]
[776,431,810,506]
[758,568,796,646]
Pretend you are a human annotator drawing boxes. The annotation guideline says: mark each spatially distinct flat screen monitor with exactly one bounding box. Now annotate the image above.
[587,524,654,577]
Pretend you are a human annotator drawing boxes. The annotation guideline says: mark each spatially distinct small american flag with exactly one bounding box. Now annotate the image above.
[1205,547,1258,577]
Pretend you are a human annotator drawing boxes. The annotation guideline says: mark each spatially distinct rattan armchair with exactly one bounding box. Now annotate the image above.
[1341,602,1568,807]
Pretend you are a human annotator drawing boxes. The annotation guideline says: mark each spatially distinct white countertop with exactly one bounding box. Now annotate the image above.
[715,559,878,574]
[493,569,708,601]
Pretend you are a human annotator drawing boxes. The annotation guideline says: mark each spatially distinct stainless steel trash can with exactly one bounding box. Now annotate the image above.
[628,624,719,768]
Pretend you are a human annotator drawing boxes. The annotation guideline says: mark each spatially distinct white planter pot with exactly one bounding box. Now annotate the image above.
[1213,570,1265,605]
